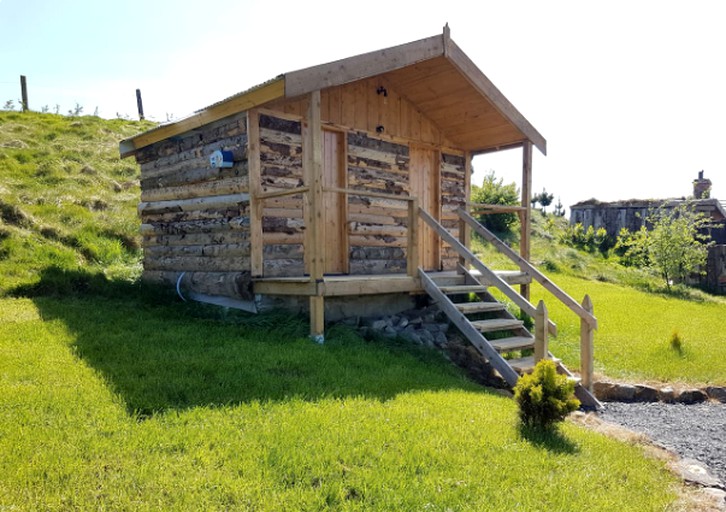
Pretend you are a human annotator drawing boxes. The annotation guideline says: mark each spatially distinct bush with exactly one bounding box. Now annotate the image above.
[559,223,613,255]
[470,171,519,235]
[513,360,580,429]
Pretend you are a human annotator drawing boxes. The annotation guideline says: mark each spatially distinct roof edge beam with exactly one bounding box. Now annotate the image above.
[445,41,547,156]
[119,78,286,158]
[284,34,445,98]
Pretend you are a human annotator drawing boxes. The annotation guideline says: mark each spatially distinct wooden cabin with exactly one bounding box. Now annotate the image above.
[120,26,600,404]
[120,25,544,313]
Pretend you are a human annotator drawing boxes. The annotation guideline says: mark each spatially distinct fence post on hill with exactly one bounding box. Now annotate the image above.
[580,295,594,391]
[136,89,145,120]
[20,75,28,112]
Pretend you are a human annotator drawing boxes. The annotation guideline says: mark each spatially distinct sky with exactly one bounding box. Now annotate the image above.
[1,0,724,213]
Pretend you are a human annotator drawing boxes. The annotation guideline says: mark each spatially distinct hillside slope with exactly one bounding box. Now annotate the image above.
[0,111,154,293]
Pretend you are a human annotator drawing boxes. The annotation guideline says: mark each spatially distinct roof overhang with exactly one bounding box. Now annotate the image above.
[120,26,546,158]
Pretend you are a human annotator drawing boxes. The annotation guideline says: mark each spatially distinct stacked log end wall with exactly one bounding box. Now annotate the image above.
[347,131,410,274]
[440,152,466,270]
[259,114,305,277]
[136,113,252,297]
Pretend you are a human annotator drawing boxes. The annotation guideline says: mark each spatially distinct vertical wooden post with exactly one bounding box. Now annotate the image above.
[135,89,145,120]
[534,300,548,364]
[247,110,263,277]
[305,90,325,341]
[520,141,533,302]
[407,198,419,277]
[20,75,28,112]
[580,295,594,391]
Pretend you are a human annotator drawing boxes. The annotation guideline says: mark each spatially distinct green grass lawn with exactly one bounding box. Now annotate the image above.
[0,292,679,511]
[528,274,726,386]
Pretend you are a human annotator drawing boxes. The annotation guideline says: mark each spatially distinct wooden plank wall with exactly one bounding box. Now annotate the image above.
[135,113,252,293]
[273,77,455,148]
[258,113,306,277]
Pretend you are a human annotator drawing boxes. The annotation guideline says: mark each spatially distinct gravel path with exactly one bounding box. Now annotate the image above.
[600,402,726,486]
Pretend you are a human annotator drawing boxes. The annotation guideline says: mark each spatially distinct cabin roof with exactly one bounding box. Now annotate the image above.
[120,26,546,158]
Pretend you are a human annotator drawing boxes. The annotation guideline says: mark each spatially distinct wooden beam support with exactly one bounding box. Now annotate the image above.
[520,141,533,302]
[534,300,548,364]
[304,90,325,340]
[247,109,263,277]
[407,198,420,277]
[580,295,595,391]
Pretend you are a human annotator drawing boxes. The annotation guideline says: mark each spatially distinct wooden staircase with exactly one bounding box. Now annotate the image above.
[417,208,601,409]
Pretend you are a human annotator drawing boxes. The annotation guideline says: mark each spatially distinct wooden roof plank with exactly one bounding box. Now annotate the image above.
[445,40,547,155]
[284,35,445,98]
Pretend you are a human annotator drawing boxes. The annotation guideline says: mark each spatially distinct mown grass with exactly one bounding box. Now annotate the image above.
[528,274,726,386]
[0,290,679,511]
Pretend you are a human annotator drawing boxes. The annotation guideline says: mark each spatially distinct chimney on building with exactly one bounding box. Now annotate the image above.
[693,170,712,199]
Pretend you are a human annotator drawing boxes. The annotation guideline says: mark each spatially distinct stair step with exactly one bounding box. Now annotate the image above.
[438,285,487,294]
[455,302,506,314]
[471,318,524,333]
[491,336,535,352]
[508,356,561,374]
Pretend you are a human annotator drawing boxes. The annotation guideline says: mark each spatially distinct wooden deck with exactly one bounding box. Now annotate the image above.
[252,269,529,297]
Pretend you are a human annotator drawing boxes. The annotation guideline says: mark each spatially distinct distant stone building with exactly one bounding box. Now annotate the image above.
[570,172,726,294]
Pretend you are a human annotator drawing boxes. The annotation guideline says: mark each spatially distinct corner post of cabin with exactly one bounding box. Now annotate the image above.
[407,197,419,278]
[520,141,533,302]
[305,89,325,342]
[247,109,263,277]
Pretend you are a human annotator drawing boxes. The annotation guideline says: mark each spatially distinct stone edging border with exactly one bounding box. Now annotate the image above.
[594,381,726,404]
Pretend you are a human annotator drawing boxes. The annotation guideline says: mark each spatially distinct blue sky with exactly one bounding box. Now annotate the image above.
[1,0,724,211]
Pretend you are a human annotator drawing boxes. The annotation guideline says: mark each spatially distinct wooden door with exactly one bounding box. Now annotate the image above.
[410,146,441,270]
[322,129,348,274]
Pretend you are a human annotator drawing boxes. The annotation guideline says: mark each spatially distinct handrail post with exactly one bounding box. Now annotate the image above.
[407,198,419,277]
[580,295,594,391]
[534,300,548,364]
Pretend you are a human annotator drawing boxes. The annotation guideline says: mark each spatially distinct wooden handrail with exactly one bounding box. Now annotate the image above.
[256,186,310,201]
[467,202,527,214]
[323,186,415,202]
[419,208,557,336]
[458,208,598,329]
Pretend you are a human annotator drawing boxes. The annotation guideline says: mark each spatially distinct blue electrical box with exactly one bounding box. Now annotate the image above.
[210,150,234,168]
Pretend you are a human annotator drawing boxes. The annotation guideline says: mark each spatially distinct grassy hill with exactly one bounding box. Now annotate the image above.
[0,110,153,293]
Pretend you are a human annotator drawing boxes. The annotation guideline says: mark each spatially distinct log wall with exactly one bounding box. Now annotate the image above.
[135,78,469,290]
[135,113,252,294]
[258,113,306,277]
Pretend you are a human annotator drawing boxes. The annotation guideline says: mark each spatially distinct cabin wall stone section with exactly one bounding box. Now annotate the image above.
[347,131,410,274]
[258,114,305,277]
[440,153,466,270]
[136,113,252,296]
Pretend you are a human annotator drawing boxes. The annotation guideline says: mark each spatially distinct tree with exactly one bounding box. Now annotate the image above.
[553,197,565,217]
[470,171,520,234]
[531,188,554,214]
[645,203,712,290]
[619,203,712,290]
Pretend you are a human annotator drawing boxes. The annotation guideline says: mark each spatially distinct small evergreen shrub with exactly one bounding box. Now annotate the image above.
[514,360,580,429]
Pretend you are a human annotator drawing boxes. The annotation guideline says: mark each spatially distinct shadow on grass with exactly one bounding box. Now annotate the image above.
[16,267,487,418]
[518,423,579,454]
